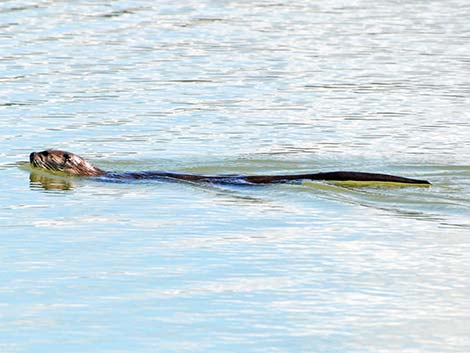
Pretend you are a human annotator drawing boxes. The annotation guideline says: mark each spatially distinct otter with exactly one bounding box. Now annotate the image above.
[29,149,431,185]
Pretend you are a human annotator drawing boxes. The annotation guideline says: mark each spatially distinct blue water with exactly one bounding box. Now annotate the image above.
[1,1,470,352]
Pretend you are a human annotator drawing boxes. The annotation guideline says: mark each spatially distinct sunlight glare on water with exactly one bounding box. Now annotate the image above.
[1,1,470,352]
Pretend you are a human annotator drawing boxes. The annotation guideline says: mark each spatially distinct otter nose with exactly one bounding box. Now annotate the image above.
[29,152,36,163]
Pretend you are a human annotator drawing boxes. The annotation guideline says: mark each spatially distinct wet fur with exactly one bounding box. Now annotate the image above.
[30,150,105,177]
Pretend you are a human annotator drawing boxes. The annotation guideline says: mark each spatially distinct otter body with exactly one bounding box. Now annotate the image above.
[29,149,431,185]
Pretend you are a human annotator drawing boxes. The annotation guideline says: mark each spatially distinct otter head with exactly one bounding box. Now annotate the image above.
[29,149,105,176]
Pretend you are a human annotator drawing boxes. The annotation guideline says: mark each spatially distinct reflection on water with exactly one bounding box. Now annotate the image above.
[1,0,470,352]
[29,171,75,192]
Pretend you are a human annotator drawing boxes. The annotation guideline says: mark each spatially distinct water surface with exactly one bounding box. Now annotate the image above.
[1,1,469,352]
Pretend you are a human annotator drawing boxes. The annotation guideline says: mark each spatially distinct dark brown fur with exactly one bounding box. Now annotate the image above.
[30,150,105,177]
[29,150,431,185]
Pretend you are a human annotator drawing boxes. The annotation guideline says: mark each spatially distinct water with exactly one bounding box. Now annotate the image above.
[1,1,470,352]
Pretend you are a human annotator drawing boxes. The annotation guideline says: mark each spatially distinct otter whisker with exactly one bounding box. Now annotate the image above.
[43,161,58,171]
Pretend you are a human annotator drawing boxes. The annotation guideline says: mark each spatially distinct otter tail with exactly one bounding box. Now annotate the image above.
[244,171,431,185]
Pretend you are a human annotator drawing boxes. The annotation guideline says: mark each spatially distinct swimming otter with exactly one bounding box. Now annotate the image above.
[29,149,431,185]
